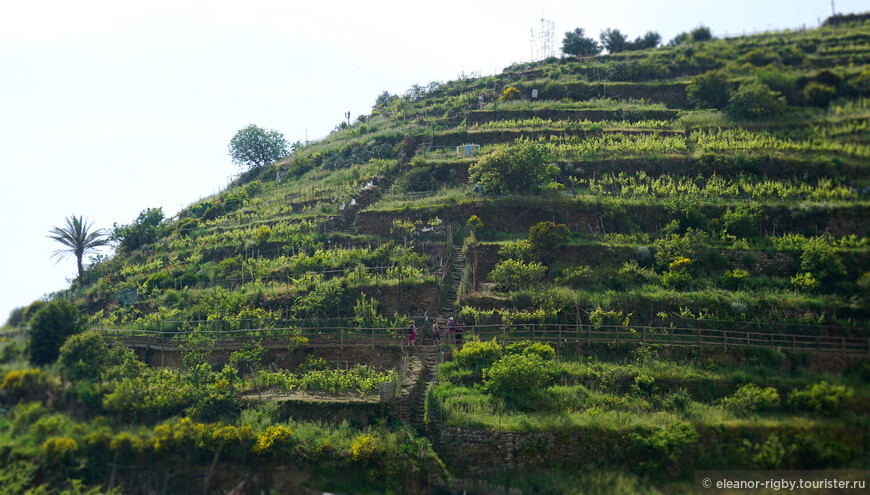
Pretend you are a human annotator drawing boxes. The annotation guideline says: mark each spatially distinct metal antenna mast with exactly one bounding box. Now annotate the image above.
[529,12,555,62]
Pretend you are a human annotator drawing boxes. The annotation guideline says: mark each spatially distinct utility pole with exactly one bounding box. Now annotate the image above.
[831,0,836,16]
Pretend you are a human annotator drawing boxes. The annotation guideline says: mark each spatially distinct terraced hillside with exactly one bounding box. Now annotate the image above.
[2,15,870,494]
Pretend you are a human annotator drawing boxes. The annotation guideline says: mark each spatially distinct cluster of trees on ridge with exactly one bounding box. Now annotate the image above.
[561,25,713,56]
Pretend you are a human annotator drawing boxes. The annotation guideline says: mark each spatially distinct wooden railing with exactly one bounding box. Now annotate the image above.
[98,322,870,357]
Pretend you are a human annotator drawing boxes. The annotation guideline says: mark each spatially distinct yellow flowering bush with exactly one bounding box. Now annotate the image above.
[252,425,293,456]
[351,434,375,462]
[43,436,78,464]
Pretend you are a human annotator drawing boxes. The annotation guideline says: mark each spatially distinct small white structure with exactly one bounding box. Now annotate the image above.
[456,143,481,157]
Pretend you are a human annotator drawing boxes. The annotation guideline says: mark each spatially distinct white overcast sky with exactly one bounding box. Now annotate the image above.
[1,0,866,321]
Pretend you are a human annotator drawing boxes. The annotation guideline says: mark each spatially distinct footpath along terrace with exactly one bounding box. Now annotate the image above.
[97,320,870,356]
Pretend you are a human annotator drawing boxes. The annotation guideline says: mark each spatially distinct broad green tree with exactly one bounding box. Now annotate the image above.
[29,300,83,365]
[600,28,628,53]
[687,70,732,109]
[561,28,601,56]
[528,221,571,259]
[228,124,289,170]
[111,207,164,253]
[48,215,109,283]
[469,141,553,195]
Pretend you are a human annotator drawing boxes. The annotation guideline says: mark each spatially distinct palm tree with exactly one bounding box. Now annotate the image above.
[48,215,109,283]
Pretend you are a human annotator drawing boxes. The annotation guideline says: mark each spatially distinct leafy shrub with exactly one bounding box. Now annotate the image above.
[252,425,293,456]
[202,204,221,221]
[176,271,201,288]
[722,384,780,416]
[229,341,267,374]
[58,331,126,381]
[504,341,555,361]
[556,265,596,288]
[661,269,692,290]
[180,331,214,383]
[297,355,329,374]
[351,434,376,462]
[29,300,83,366]
[738,49,776,66]
[808,69,841,88]
[726,82,787,119]
[636,246,653,266]
[800,240,845,285]
[606,60,668,81]
[144,271,171,292]
[499,240,539,264]
[102,370,192,422]
[616,260,660,288]
[499,86,521,101]
[788,381,853,416]
[721,269,750,290]
[176,217,198,236]
[755,69,799,95]
[803,82,837,107]
[654,229,710,273]
[483,353,548,402]
[528,221,570,259]
[0,369,49,403]
[453,338,503,370]
[292,279,345,319]
[243,180,263,196]
[43,436,78,465]
[489,259,547,291]
[738,434,786,469]
[111,207,165,252]
[851,69,870,95]
[690,25,712,42]
[0,336,26,364]
[722,206,757,238]
[255,225,272,244]
[664,388,693,414]
[632,374,656,396]
[687,70,732,109]
[214,256,242,280]
[469,140,553,194]
[791,272,820,292]
[632,422,699,478]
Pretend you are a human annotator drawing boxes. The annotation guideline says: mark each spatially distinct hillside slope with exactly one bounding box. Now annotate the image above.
[3,16,870,495]
[66,18,870,337]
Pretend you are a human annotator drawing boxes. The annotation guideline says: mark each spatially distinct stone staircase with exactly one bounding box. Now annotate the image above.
[396,345,440,432]
[438,248,466,317]
[320,179,382,234]
[339,181,379,233]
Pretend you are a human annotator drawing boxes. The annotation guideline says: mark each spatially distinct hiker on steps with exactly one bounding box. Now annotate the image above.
[446,317,456,346]
[408,321,417,347]
[432,319,441,346]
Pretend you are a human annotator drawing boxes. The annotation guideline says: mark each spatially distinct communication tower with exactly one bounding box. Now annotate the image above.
[530,14,555,62]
